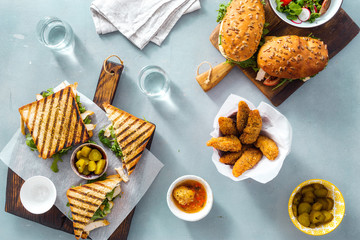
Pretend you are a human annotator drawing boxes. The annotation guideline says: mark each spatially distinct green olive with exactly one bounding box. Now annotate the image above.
[302,196,315,204]
[292,204,298,217]
[304,191,316,199]
[310,211,325,224]
[326,197,334,210]
[298,213,310,227]
[293,193,302,205]
[301,186,314,195]
[322,210,334,223]
[298,202,312,215]
[80,146,92,158]
[317,198,328,210]
[314,188,328,198]
[313,183,325,190]
[312,202,323,211]
[89,149,102,161]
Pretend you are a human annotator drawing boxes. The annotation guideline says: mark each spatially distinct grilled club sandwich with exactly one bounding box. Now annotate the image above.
[19,83,95,163]
[66,175,122,239]
[101,103,155,176]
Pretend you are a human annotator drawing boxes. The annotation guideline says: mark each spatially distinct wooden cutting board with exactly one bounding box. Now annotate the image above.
[5,60,153,239]
[210,0,359,106]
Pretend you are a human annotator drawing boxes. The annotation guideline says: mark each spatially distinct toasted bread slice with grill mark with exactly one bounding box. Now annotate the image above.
[66,175,122,239]
[18,85,89,159]
[103,103,155,175]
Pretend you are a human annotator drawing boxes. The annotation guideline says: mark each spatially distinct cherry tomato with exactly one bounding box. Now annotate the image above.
[263,77,281,86]
[281,0,292,6]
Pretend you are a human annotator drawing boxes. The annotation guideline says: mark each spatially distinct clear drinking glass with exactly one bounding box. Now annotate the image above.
[36,16,75,51]
[138,65,170,98]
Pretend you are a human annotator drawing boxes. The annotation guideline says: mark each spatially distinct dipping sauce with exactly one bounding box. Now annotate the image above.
[172,180,207,213]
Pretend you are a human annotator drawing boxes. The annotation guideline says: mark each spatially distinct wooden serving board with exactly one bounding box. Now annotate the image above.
[5,60,153,239]
[210,0,359,106]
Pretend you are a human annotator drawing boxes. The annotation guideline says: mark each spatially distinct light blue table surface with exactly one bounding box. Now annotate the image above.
[1,0,359,239]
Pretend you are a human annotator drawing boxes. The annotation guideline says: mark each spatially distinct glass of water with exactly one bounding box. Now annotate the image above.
[36,16,75,51]
[138,65,170,98]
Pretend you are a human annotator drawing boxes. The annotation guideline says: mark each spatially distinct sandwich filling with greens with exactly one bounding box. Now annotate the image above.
[99,103,155,176]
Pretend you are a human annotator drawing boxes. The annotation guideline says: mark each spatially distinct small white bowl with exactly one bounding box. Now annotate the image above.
[20,176,57,214]
[167,175,213,221]
[269,0,343,28]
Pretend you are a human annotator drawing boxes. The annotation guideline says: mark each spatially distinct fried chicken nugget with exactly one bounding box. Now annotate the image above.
[219,144,253,165]
[219,152,242,165]
[232,148,263,177]
[240,109,262,144]
[255,135,279,160]
[219,117,238,136]
[206,135,242,152]
[236,101,250,133]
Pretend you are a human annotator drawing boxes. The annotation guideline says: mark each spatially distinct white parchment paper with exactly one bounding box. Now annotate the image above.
[0,82,164,240]
[210,94,292,184]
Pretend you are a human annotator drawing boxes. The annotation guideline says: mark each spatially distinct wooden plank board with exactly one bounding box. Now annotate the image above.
[210,1,359,106]
[5,60,152,239]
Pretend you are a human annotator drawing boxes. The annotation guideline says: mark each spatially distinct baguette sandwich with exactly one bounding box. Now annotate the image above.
[19,83,96,172]
[219,0,265,62]
[66,175,122,239]
[256,35,329,85]
[99,103,155,176]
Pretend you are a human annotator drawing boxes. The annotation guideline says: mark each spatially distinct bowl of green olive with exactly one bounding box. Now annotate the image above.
[288,179,345,236]
[70,143,108,180]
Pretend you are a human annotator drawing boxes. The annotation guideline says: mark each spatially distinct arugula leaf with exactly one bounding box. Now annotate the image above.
[50,145,72,173]
[272,78,294,90]
[276,0,284,11]
[50,154,63,173]
[75,95,86,113]
[98,126,123,158]
[41,88,54,98]
[309,13,321,23]
[99,129,113,148]
[25,134,37,151]
[83,116,91,124]
[216,1,232,23]
[87,140,97,144]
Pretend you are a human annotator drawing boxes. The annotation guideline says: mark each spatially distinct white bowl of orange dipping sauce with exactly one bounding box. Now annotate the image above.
[167,175,213,221]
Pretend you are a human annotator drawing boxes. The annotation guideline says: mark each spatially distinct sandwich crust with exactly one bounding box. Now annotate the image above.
[257,35,329,79]
[219,0,265,62]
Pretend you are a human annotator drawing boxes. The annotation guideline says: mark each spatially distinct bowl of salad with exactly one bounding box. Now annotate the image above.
[269,0,343,28]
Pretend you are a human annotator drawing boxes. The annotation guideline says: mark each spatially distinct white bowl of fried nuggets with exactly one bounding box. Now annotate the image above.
[207,94,292,183]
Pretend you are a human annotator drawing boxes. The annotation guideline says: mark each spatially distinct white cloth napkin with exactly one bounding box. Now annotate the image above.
[90,0,201,49]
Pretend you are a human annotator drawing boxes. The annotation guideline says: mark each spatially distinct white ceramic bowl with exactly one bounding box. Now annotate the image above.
[20,176,57,214]
[269,0,343,28]
[167,175,213,221]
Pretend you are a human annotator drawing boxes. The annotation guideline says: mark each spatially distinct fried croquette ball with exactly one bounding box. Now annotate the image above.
[240,110,262,144]
[219,117,238,136]
[173,186,195,205]
[232,148,263,177]
[207,135,242,152]
[236,101,250,133]
[254,135,279,160]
